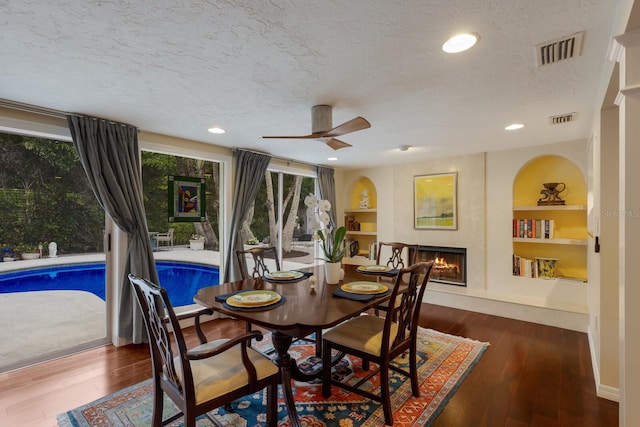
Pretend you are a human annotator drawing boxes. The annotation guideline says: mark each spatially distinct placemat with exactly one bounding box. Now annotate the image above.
[356,267,400,277]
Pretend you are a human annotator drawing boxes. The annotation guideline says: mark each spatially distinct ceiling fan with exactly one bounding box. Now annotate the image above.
[262,105,371,150]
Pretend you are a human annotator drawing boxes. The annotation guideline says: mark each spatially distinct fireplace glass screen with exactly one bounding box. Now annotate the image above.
[410,246,466,286]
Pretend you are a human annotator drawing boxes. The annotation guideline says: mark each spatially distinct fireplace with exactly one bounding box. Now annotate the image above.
[409,245,467,286]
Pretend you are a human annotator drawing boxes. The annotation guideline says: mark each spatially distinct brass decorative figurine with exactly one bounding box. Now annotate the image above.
[538,182,566,206]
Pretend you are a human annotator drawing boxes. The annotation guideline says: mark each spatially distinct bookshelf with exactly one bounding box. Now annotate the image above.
[344,208,377,265]
[512,156,588,281]
[343,177,378,266]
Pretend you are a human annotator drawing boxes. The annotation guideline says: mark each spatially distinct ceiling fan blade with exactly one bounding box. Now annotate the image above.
[326,138,352,150]
[325,117,371,137]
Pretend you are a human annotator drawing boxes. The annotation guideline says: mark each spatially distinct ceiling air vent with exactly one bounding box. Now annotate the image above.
[549,112,578,125]
[536,31,585,67]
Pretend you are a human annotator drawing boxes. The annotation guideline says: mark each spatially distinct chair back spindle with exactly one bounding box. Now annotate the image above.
[377,242,419,270]
[236,246,280,280]
[130,276,194,398]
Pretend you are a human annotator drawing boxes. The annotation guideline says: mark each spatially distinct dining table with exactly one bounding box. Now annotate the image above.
[194,264,396,427]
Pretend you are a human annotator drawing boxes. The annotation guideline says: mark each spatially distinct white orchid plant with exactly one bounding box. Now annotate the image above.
[305,194,346,263]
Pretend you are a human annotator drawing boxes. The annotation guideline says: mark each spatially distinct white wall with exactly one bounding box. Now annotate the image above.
[340,143,592,332]
[341,153,486,296]
[485,140,589,317]
[390,154,486,291]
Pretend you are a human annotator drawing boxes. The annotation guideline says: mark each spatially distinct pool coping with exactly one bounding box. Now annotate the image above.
[0,247,221,274]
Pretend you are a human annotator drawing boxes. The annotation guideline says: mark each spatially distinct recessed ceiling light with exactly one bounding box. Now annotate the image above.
[505,123,525,130]
[442,33,479,53]
[327,157,338,161]
[207,127,226,134]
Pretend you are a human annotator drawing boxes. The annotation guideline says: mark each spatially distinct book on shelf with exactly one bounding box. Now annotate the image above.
[512,254,539,278]
[346,239,359,257]
[513,218,554,239]
[368,241,378,260]
[346,215,355,231]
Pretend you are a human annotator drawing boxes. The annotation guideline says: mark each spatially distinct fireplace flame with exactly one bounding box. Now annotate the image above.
[435,257,451,268]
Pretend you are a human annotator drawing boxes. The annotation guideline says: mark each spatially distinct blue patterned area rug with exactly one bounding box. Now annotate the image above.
[57,327,488,427]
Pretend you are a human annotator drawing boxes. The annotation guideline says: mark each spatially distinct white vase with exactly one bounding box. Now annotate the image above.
[324,261,342,284]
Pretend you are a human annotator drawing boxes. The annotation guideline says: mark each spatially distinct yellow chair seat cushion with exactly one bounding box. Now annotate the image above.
[323,315,399,356]
[173,339,279,405]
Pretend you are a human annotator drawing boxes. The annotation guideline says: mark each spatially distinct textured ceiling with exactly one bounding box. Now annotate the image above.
[0,0,620,168]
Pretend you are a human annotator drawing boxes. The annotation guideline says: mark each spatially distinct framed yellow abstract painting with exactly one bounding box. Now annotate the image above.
[414,172,457,230]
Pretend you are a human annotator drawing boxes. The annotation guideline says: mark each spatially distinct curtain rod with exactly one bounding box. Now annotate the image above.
[0,98,69,119]
[231,147,325,170]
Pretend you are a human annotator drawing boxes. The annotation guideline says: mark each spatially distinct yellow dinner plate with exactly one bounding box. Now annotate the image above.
[264,270,304,280]
[226,290,281,308]
[357,265,392,273]
[341,281,388,294]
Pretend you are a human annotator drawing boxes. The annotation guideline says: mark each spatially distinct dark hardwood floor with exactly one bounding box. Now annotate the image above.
[0,304,618,427]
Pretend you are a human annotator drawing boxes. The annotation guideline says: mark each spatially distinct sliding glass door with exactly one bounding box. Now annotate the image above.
[244,170,316,268]
[0,132,107,372]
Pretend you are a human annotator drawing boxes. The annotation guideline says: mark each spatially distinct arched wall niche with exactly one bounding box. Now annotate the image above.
[512,154,588,281]
[513,155,587,206]
[348,176,377,209]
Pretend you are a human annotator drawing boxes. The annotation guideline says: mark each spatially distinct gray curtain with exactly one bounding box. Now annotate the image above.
[316,166,337,228]
[67,114,159,343]
[223,150,271,282]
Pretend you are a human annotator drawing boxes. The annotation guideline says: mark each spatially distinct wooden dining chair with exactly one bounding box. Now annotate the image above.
[235,246,280,280]
[235,246,280,346]
[128,274,279,427]
[376,241,419,271]
[373,242,419,318]
[322,261,435,426]
[235,246,323,355]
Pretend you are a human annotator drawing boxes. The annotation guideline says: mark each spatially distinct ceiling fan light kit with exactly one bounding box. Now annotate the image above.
[262,105,370,150]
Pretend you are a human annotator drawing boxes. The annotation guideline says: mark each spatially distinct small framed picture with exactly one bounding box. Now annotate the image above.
[168,175,206,223]
[414,172,457,230]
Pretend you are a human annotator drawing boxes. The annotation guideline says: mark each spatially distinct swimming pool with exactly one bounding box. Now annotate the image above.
[0,261,220,306]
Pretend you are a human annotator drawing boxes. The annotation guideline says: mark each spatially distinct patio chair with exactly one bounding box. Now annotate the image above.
[322,261,435,426]
[128,274,279,427]
[154,228,174,250]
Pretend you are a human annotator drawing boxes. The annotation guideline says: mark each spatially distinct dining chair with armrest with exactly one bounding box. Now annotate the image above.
[322,260,435,426]
[128,274,279,427]
[373,242,419,318]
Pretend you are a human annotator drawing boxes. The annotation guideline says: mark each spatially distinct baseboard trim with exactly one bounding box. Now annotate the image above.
[587,326,620,402]
[423,288,589,332]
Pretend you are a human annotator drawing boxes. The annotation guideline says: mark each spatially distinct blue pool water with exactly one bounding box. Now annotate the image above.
[0,262,219,306]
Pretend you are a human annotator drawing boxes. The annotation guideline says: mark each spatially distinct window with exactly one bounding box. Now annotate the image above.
[244,170,316,267]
